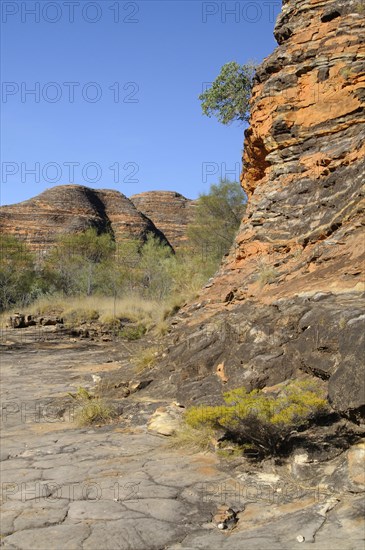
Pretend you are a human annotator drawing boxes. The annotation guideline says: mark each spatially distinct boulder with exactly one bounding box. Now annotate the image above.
[147,403,185,436]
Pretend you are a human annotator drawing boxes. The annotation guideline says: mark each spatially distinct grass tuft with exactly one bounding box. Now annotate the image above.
[68,385,118,427]
[75,399,116,427]
[256,262,279,287]
[131,346,160,373]
[168,424,215,452]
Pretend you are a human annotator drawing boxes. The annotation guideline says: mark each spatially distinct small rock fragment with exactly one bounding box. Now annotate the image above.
[213,505,239,530]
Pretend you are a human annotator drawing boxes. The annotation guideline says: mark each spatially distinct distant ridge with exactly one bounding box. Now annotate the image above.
[0,185,195,252]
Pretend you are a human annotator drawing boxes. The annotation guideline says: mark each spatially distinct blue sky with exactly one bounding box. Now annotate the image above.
[0,0,281,205]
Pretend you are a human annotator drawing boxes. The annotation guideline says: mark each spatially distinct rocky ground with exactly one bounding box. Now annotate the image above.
[1,327,364,549]
[1,2,364,548]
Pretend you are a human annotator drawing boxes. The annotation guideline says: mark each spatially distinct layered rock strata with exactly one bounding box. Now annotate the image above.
[130,191,196,250]
[0,185,169,251]
[146,0,365,421]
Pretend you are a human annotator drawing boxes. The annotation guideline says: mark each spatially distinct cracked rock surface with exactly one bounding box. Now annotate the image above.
[1,332,364,549]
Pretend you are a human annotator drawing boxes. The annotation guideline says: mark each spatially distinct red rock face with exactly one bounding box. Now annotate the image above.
[200,0,365,304]
[130,191,196,251]
[148,0,365,420]
[0,185,168,250]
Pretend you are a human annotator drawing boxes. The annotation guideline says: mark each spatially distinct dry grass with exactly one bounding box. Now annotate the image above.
[69,386,118,427]
[5,294,167,328]
[154,320,170,337]
[131,346,160,373]
[256,262,279,287]
[0,292,188,337]
[168,424,215,452]
[75,398,116,426]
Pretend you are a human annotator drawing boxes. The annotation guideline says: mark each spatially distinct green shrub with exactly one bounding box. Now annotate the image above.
[184,380,328,458]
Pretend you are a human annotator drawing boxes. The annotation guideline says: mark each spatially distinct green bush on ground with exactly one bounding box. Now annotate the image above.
[184,379,328,458]
[119,323,147,341]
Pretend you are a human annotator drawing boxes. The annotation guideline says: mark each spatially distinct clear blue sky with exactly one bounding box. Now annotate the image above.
[0,0,281,205]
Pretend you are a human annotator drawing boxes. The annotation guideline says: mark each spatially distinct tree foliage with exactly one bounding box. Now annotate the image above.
[0,235,38,311]
[44,228,116,296]
[0,191,247,314]
[187,178,247,262]
[199,61,256,125]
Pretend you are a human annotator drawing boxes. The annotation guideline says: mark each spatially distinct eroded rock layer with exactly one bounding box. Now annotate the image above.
[0,185,169,250]
[148,0,365,420]
[130,191,196,250]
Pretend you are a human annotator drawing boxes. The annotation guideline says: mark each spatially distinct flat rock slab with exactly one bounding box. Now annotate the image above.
[82,517,185,550]
[1,335,364,549]
[2,524,90,549]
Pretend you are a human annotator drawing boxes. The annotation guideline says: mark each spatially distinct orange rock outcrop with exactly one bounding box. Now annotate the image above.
[149,0,365,420]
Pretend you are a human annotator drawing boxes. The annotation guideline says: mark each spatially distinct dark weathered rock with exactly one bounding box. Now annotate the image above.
[8,314,27,329]
[146,0,365,422]
[328,315,365,421]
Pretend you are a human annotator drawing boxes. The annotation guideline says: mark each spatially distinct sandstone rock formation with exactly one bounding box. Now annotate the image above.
[147,0,365,421]
[130,191,196,250]
[0,185,170,251]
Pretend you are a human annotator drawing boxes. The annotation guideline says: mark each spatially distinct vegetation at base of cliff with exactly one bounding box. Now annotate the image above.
[0,233,215,325]
[0,235,46,311]
[0,230,210,313]
[188,179,247,261]
[0,179,246,325]
[199,61,256,125]
[183,380,329,459]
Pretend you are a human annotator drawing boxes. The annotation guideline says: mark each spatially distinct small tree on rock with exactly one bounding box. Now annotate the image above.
[199,61,256,125]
